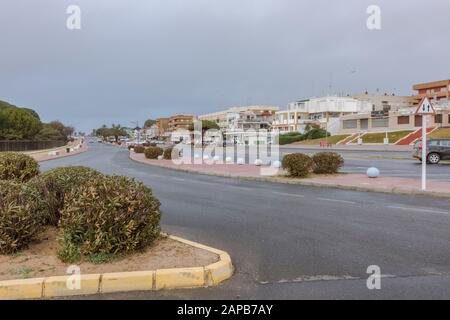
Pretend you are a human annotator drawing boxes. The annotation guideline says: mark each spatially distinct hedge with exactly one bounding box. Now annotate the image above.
[133,145,145,153]
[58,175,161,262]
[312,152,344,174]
[0,152,39,182]
[144,146,163,159]
[27,166,103,226]
[282,153,314,177]
[0,181,43,254]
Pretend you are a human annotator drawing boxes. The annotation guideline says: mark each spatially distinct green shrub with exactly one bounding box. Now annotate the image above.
[304,128,329,140]
[57,232,81,263]
[144,146,163,159]
[312,152,344,174]
[0,181,43,254]
[0,152,39,182]
[27,166,103,225]
[282,153,314,177]
[133,145,145,153]
[279,133,304,145]
[59,175,161,261]
[163,147,174,160]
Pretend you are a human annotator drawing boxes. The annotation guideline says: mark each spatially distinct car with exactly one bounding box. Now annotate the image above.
[413,138,450,164]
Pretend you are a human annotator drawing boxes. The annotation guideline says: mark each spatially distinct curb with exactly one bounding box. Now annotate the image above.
[129,153,450,200]
[0,235,233,300]
[35,144,89,163]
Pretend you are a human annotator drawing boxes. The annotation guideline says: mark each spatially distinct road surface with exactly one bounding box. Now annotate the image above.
[41,144,450,299]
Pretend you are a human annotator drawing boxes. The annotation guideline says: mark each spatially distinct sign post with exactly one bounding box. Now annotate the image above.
[415,97,436,191]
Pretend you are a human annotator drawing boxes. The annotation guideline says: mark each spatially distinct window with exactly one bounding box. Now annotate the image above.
[343,120,357,129]
[372,117,389,128]
[429,140,440,146]
[397,116,410,125]
[435,114,443,124]
[440,141,450,147]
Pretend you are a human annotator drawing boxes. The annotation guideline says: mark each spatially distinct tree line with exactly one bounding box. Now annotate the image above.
[0,100,74,141]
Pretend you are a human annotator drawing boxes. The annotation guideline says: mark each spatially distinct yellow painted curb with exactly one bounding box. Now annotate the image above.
[44,274,101,298]
[0,278,44,300]
[155,267,205,290]
[101,271,154,293]
[0,235,233,299]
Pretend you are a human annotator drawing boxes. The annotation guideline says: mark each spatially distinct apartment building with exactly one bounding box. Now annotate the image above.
[168,114,194,131]
[351,92,415,112]
[339,81,450,134]
[199,106,278,129]
[199,106,279,144]
[155,118,169,137]
[273,96,372,134]
[412,79,450,104]
[167,114,195,142]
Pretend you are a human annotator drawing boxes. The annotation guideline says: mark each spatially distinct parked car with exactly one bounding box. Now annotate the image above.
[413,139,450,164]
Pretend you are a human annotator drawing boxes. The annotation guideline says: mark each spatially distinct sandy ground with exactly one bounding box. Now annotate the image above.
[0,228,218,281]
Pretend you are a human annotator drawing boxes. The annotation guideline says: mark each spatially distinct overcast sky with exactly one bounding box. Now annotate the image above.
[0,0,449,132]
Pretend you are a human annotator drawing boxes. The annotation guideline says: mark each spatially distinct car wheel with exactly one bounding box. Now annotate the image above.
[427,153,440,164]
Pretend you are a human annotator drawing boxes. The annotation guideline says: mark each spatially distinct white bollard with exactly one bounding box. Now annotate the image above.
[254,159,263,166]
[367,167,380,178]
[237,158,245,165]
[271,160,282,168]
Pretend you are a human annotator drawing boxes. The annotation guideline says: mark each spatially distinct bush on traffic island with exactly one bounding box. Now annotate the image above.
[133,145,145,153]
[144,146,164,160]
[312,152,344,174]
[282,153,314,178]
[0,180,44,254]
[0,152,40,182]
[58,175,161,262]
[27,166,103,226]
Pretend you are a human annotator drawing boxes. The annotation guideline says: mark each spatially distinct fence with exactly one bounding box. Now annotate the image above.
[0,140,66,152]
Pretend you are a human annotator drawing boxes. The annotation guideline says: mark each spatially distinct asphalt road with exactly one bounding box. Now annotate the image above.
[41,144,450,299]
[280,147,450,181]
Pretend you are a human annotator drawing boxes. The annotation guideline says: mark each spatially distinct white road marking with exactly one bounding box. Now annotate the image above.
[227,185,253,192]
[171,177,186,182]
[271,191,305,198]
[388,206,450,215]
[316,198,356,204]
[189,180,216,186]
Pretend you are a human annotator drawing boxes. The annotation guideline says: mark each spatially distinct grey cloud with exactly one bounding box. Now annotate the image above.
[0,0,449,131]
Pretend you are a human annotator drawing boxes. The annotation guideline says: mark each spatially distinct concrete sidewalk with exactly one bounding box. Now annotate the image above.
[130,152,450,199]
[28,142,88,162]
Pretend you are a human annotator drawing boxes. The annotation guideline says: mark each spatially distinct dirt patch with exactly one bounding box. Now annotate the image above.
[0,228,218,281]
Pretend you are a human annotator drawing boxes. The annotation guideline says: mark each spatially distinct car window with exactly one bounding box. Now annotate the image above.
[429,140,440,146]
[441,141,450,147]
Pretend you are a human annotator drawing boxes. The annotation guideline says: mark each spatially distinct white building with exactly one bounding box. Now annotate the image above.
[199,105,279,144]
[273,96,372,134]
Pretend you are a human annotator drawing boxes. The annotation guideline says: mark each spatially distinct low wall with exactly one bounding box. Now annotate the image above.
[0,140,66,152]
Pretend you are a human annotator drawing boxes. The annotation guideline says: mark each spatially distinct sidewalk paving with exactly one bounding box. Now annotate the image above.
[130,152,450,199]
[28,142,88,162]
